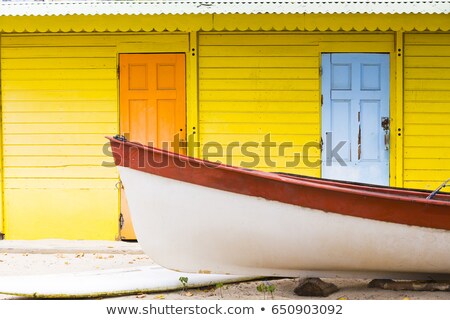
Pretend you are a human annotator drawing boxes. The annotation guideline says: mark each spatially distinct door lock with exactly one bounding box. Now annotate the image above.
[381,117,390,150]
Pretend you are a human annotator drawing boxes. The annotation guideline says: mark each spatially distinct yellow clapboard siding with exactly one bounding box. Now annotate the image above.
[200,68,318,80]
[4,123,116,134]
[3,90,116,101]
[200,91,319,101]
[404,170,450,181]
[404,45,450,57]
[4,178,118,189]
[199,33,393,46]
[404,90,450,101]
[1,46,116,58]
[404,181,446,190]
[404,113,450,124]
[2,79,116,91]
[2,100,116,112]
[199,45,318,57]
[404,147,450,159]
[4,156,111,167]
[200,79,319,91]
[200,145,320,157]
[201,133,318,142]
[200,123,319,134]
[200,101,319,112]
[200,112,318,123]
[200,56,318,68]
[2,33,187,47]
[404,33,450,44]
[403,34,450,188]
[2,69,117,81]
[404,102,450,113]
[404,56,450,68]
[4,189,119,240]
[4,166,117,179]
[404,68,450,79]
[4,145,109,156]
[3,134,109,145]
[404,136,450,147]
[403,79,450,91]
[199,33,320,168]
[1,57,116,69]
[404,158,450,169]
[3,112,116,124]
[404,125,449,136]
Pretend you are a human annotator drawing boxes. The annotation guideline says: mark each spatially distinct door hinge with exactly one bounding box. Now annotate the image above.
[117,65,120,78]
[321,94,323,106]
[320,137,323,152]
[319,66,323,76]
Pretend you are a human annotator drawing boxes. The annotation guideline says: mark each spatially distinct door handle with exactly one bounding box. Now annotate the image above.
[381,117,390,150]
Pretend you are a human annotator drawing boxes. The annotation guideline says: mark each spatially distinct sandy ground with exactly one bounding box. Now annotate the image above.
[0,251,449,300]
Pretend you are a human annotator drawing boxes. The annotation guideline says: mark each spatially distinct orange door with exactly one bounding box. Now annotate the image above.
[119,53,186,240]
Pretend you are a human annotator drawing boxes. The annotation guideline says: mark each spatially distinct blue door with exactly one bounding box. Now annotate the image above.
[321,53,390,185]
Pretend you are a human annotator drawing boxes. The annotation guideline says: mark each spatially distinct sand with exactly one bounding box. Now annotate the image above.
[0,252,449,300]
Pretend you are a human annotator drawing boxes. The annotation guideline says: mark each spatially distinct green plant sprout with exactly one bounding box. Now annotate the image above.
[179,276,189,291]
[215,282,224,298]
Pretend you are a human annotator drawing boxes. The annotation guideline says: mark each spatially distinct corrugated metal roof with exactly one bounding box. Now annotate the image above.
[0,1,449,16]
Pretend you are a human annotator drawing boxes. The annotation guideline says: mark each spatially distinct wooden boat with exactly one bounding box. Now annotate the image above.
[107,136,450,280]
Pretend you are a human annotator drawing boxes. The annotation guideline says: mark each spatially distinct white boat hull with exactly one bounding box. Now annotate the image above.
[119,166,450,279]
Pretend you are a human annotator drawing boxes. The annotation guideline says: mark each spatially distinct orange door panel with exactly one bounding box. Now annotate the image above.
[119,53,186,240]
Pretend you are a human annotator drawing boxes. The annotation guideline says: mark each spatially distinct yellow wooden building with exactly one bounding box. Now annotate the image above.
[0,1,449,240]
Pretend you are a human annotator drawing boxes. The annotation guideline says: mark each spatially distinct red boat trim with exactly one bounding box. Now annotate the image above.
[107,137,450,231]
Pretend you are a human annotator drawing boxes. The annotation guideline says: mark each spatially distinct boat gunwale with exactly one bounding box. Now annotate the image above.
[107,137,450,207]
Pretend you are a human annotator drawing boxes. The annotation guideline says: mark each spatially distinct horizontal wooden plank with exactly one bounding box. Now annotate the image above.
[404,79,450,91]
[404,113,450,125]
[2,100,116,112]
[200,79,319,91]
[4,156,112,167]
[199,155,321,169]
[405,33,450,45]
[405,45,450,57]
[404,90,450,101]
[1,69,117,81]
[404,67,450,80]
[404,56,450,68]
[404,170,450,181]
[199,101,319,113]
[4,145,110,157]
[3,112,117,124]
[200,56,318,68]
[4,123,117,134]
[1,46,116,59]
[404,158,450,170]
[199,45,318,57]
[2,33,186,47]
[2,79,116,91]
[404,136,450,147]
[404,147,450,158]
[199,67,318,80]
[404,124,450,136]
[404,181,445,190]
[200,112,318,124]
[4,178,118,189]
[4,166,117,179]
[3,134,109,145]
[1,57,116,69]
[200,122,319,134]
[3,90,117,101]
[199,33,392,46]
[198,145,320,157]
[404,102,450,113]
[200,133,319,145]
[200,90,319,102]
